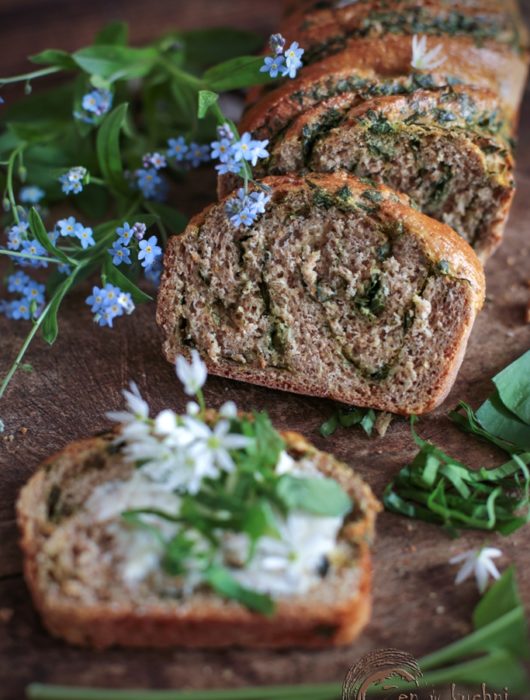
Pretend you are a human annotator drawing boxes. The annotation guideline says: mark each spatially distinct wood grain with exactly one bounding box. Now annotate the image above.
[1,1,530,698]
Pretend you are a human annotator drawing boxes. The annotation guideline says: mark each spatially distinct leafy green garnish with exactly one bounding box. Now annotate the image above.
[125,411,352,614]
[277,475,352,517]
[320,405,378,438]
[25,567,530,697]
[384,418,530,536]
[450,351,530,453]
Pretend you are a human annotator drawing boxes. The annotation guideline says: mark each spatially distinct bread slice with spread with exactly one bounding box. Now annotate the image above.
[17,401,380,649]
[158,173,485,415]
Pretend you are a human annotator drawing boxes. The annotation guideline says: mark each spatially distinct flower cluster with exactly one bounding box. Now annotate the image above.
[210,125,269,176]
[166,137,211,168]
[59,166,88,195]
[102,352,349,606]
[19,186,45,205]
[260,33,304,80]
[86,283,135,328]
[133,147,177,201]
[411,35,446,71]
[75,88,113,124]
[106,221,162,283]
[0,271,45,321]
[224,187,271,228]
[56,215,95,249]
[108,352,249,494]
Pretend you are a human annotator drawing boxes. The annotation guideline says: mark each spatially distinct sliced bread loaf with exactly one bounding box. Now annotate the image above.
[17,426,380,649]
[233,86,515,260]
[158,173,485,415]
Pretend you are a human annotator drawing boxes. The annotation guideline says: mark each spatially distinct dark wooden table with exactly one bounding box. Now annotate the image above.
[1,2,530,699]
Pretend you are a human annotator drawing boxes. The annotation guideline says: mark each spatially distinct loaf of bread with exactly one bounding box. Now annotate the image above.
[232,86,515,260]
[280,0,527,67]
[244,34,528,134]
[17,426,380,649]
[158,173,485,415]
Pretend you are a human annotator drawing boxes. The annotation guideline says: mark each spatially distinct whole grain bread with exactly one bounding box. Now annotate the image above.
[243,34,528,138]
[223,86,515,260]
[17,429,380,649]
[157,173,485,415]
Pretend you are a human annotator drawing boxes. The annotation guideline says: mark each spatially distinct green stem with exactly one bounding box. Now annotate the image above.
[0,300,52,400]
[26,683,340,700]
[159,58,204,89]
[0,65,62,86]
[6,145,25,223]
[0,249,65,265]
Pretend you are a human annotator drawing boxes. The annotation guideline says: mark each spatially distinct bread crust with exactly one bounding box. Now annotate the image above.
[17,430,380,649]
[242,35,528,139]
[158,173,485,415]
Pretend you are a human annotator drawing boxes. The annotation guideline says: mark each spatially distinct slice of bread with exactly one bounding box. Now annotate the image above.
[17,429,380,649]
[158,172,485,415]
[234,86,515,260]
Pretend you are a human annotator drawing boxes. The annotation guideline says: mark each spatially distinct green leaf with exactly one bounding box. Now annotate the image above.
[205,566,274,616]
[476,392,530,452]
[96,103,129,195]
[181,28,263,69]
[28,208,71,265]
[102,256,152,304]
[94,21,129,47]
[145,202,187,233]
[493,351,530,424]
[197,89,219,119]
[319,413,338,438]
[42,273,78,345]
[204,56,272,92]
[242,501,279,543]
[277,475,352,517]
[29,49,77,70]
[72,45,158,82]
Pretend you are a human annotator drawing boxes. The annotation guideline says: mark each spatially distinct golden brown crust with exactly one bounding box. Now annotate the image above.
[242,35,528,138]
[17,429,380,649]
[158,173,485,415]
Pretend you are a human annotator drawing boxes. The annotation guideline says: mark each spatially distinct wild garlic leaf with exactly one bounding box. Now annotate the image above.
[72,45,159,82]
[96,103,129,195]
[102,257,153,304]
[179,28,263,69]
[41,272,79,345]
[204,56,272,91]
[492,350,530,424]
[450,401,524,454]
[476,392,530,452]
[197,90,219,119]
[205,566,274,616]
[277,475,352,517]
[94,21,129,47]
[29,49,77,70]
[320,405,380,438]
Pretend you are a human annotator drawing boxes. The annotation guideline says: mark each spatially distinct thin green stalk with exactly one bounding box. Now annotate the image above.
[0,66,62,86]
[0,249,64,265]
[6,145,25,224]
[159,58,204,89]
[27,682,340,700]
[0,300,53,400]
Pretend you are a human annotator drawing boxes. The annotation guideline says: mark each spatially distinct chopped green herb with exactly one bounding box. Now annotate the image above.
[384,417,530,536]
[320,405,379,438]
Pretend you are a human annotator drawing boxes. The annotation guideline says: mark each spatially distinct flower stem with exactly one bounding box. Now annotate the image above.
[0,249,64,265]
[6,145,25,224]
[196,388,206,415]
[0,65,62,86]
[0,300,52,400]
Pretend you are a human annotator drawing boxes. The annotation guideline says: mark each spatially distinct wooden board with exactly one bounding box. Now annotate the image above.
[1,1,529,698]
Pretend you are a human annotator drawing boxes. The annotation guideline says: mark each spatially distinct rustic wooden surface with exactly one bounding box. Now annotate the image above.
[1,1,530,698]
